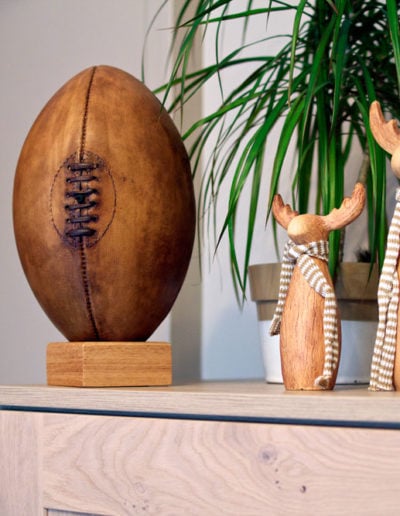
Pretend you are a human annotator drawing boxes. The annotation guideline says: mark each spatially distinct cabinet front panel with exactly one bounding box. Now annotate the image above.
[0,411,43,516]
[42,413,400,515]
[47,511,101,516]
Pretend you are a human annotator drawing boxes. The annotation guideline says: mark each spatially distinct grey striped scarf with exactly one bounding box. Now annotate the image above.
[269,239,339,389]
[369,188,400,391]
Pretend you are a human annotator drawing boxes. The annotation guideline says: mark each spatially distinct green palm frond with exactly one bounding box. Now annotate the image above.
[151,0,400,301]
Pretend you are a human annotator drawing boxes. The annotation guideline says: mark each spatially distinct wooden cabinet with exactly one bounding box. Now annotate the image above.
[2,382,400,515]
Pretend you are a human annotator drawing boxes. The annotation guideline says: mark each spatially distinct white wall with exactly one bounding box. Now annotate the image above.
[199,4,291,379]
[0,0,300,384]
[0,0,269,386]
[1,1,380,385]
[0,0,173,384]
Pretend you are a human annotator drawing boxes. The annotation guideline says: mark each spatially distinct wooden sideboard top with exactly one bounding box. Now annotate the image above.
[1,381,400,427]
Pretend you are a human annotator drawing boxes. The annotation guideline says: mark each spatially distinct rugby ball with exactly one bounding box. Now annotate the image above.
[13,65,195,342]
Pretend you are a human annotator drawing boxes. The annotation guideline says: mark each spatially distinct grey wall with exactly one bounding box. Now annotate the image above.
[0,0,173,384]
[3,1,372,385]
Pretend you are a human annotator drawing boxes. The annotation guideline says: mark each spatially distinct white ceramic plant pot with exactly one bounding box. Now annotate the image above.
[249,263,379,386]
[337,320,377,384]
[257,319,377,384]
[257,320,281,383]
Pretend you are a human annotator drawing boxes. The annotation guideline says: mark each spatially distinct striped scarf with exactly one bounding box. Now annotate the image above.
[269,239,339,389]
[369,188,400,391]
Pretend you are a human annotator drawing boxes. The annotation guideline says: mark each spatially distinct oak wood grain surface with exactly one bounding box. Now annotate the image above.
[42,413,400,515]
[2,382,400,425]
[0,412,43,516]
[3,384,400,515]
[46,341,172,387]
[47,511,99,516]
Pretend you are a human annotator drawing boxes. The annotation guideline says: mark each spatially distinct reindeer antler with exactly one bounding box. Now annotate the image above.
[369,100,400,155]
[272,194,298,229]
[322,183,366,231]
[370,100,400,177]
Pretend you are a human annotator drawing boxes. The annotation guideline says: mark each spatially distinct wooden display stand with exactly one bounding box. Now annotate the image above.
[46,341,172,387]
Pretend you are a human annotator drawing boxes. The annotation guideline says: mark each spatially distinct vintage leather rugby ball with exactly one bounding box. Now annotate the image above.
[13,65,195,342]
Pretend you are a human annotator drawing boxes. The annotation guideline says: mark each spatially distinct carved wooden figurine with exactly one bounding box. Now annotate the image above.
[269,183,366,390]
[369,101,400,391]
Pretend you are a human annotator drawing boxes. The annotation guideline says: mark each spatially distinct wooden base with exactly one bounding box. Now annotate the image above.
[46,341,172,387]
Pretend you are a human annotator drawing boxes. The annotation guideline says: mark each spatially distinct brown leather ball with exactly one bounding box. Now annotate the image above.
[13,65,195,342]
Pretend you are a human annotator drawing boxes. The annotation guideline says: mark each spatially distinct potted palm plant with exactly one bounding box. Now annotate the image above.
[150,0,400,382]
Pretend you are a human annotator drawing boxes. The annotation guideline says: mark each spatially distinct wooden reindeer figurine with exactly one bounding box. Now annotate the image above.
[269,183,366,390]
[369,100,400,391]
